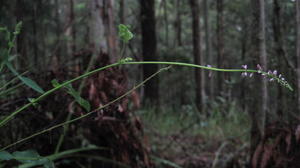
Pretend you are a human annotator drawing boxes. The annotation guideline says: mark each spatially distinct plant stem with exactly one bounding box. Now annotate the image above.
[0,66,170,151]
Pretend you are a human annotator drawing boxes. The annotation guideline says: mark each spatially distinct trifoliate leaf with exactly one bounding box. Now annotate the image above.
[118,24,133,43]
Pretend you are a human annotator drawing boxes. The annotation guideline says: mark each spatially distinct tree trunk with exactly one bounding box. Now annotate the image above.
[89,0,106,57]
[119,0,126,24]
[84,1,152,167]
[217,0,225,96]
[140,0,159,105]
[203,0,213,98]
[163,0,169,47]
[240,20,249,112]
[52,0,61,71]
[15,0,28,70]
[175,0,182,46]
[272,0,285,118]
[250,0,268,165]
[189,0,205,113]
[88,0,117,61]
[104,0,118,62]
[296,0,300,113]
[65,0,76,58]
[31,2,38,68]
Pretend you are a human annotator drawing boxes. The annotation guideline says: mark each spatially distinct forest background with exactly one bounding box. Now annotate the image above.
[0,0,300,167]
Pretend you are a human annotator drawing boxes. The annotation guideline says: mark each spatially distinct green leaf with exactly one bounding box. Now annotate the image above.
[65,84,91,112]
[0,151,13,161]
[12,150,41,163]
[20,77,45,94]
[18,158,53,168]
[42,161,55,168]
[6,62,45,94]
[118,24,133,43]
[14,22,22,35]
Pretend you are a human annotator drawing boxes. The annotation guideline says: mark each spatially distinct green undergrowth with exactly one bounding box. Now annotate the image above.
[138,101,250,167]
[138,100,250,143]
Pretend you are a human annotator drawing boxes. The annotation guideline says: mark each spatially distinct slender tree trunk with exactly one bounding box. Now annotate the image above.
[240,21,248,112]
[104,0,118,62]
[15,0,27,70]
[119,0,126,24]
[52,0,61,70]
[89,0,106,58]
[163,0,169,47]
[70,0,76,55]
[189,0,205,113]
[203,0,213,98]
[65,0,76,59]
[250,0,268,165]
[272,0,285,117]
[175,0,182,46]
[31,2,38,68]
[296,0,300,113]
[140,0,159,105]
[217,0,225,95]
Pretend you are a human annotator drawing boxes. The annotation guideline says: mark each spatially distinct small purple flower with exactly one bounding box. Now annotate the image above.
[270,78,274,82]
[257,64,263,70]
[249,73,253,78]
[241,72,248,77]
[241,65,248,77]
[273,70,278,76]
[268,70,272,75]
[257,64,263,74]
[207,65,213,77]
[279,74,282,78]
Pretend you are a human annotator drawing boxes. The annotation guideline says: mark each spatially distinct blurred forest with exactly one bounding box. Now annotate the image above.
[1,0,300,168]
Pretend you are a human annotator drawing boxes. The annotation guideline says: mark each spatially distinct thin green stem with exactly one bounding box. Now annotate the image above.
[124,61,258,73]
[0,82,23,97]
[0,60,292,129]
[55,50,99,154]
[0,62,120,128]
[0,71,28,90]
[0,66,170,151]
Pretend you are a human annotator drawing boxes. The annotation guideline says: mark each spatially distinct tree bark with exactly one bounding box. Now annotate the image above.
[189,0,205,113]
[65,0,76,58]
[296,0,300,113]
[272,0,285,117]
[175,0,182,46]
[31,2,38,68]
[203,0,213,97]
[140,0,159,105]
[163,0,169,47]
[104,0,118,62]
[89,0,106,57]
[250,0,268,165]
[217,0,225,95]
[119,0,126,24]
[15,0,28,70]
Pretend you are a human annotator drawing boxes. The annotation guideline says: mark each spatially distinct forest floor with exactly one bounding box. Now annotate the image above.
[138,106,250,168]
